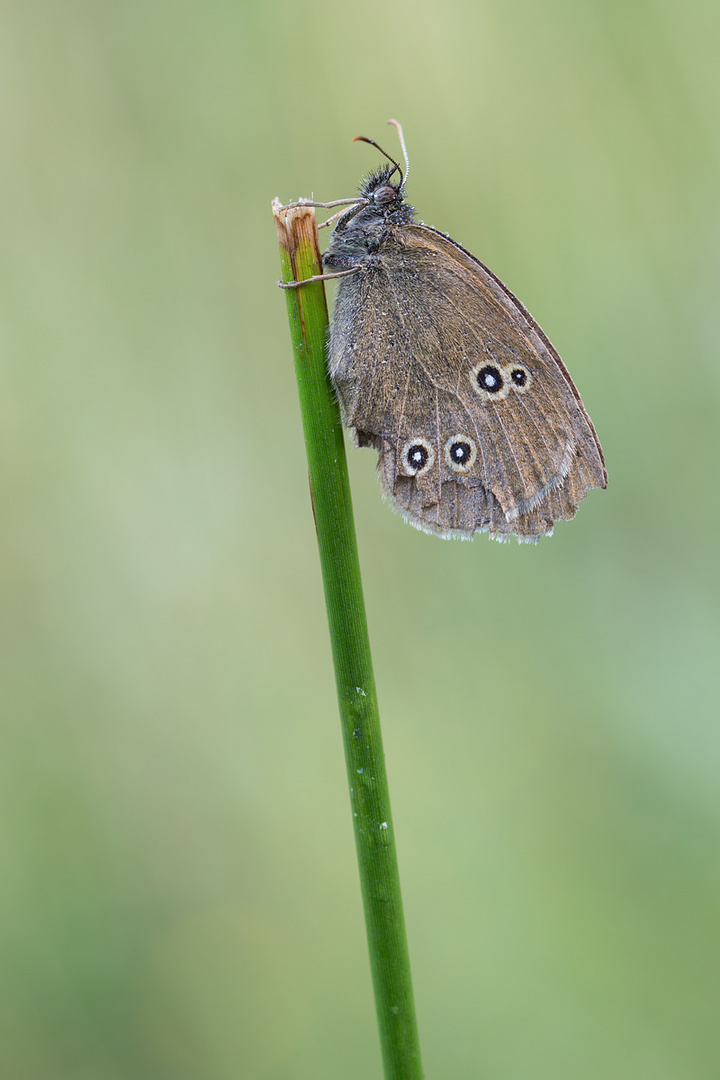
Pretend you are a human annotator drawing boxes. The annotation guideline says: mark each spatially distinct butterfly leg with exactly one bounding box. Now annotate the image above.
[276,197,370,230]
[277,266,361,289]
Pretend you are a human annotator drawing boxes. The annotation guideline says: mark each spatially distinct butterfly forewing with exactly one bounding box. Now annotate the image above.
[324,161,606,541]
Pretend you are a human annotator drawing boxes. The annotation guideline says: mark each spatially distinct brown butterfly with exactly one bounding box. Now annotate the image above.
[290,122,606,542]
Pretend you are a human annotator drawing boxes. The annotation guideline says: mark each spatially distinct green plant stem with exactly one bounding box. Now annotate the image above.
[273,199,423,1080]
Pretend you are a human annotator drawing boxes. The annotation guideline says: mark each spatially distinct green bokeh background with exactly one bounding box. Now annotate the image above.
[2,1,719,1077]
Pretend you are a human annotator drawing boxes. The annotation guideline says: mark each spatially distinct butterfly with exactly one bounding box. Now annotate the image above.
[288,122,606,542]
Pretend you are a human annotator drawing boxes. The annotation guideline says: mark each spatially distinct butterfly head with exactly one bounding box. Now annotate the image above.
[353,122,412,220]
[359,165,405,213]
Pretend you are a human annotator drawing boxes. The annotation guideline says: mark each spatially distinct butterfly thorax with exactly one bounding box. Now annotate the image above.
[323,166,416,271]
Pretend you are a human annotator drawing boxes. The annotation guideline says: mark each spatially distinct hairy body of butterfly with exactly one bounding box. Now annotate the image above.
[323,165,607,542]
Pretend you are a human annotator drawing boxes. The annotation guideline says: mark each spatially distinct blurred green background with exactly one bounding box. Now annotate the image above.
[2,0,719,1077]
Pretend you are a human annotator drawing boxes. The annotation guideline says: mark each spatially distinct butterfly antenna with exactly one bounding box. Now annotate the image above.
[352,135,404,188]
[387,119,410,189]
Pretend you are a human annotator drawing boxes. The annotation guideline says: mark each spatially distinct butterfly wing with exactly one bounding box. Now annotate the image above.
[328,223,606,541]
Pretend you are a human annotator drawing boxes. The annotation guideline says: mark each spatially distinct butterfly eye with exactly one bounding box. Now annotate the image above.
[444,436,477,473]
[470,362,510,401]
[401,438,435,476]
[373,185,398,206]
[510,366,531,392]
